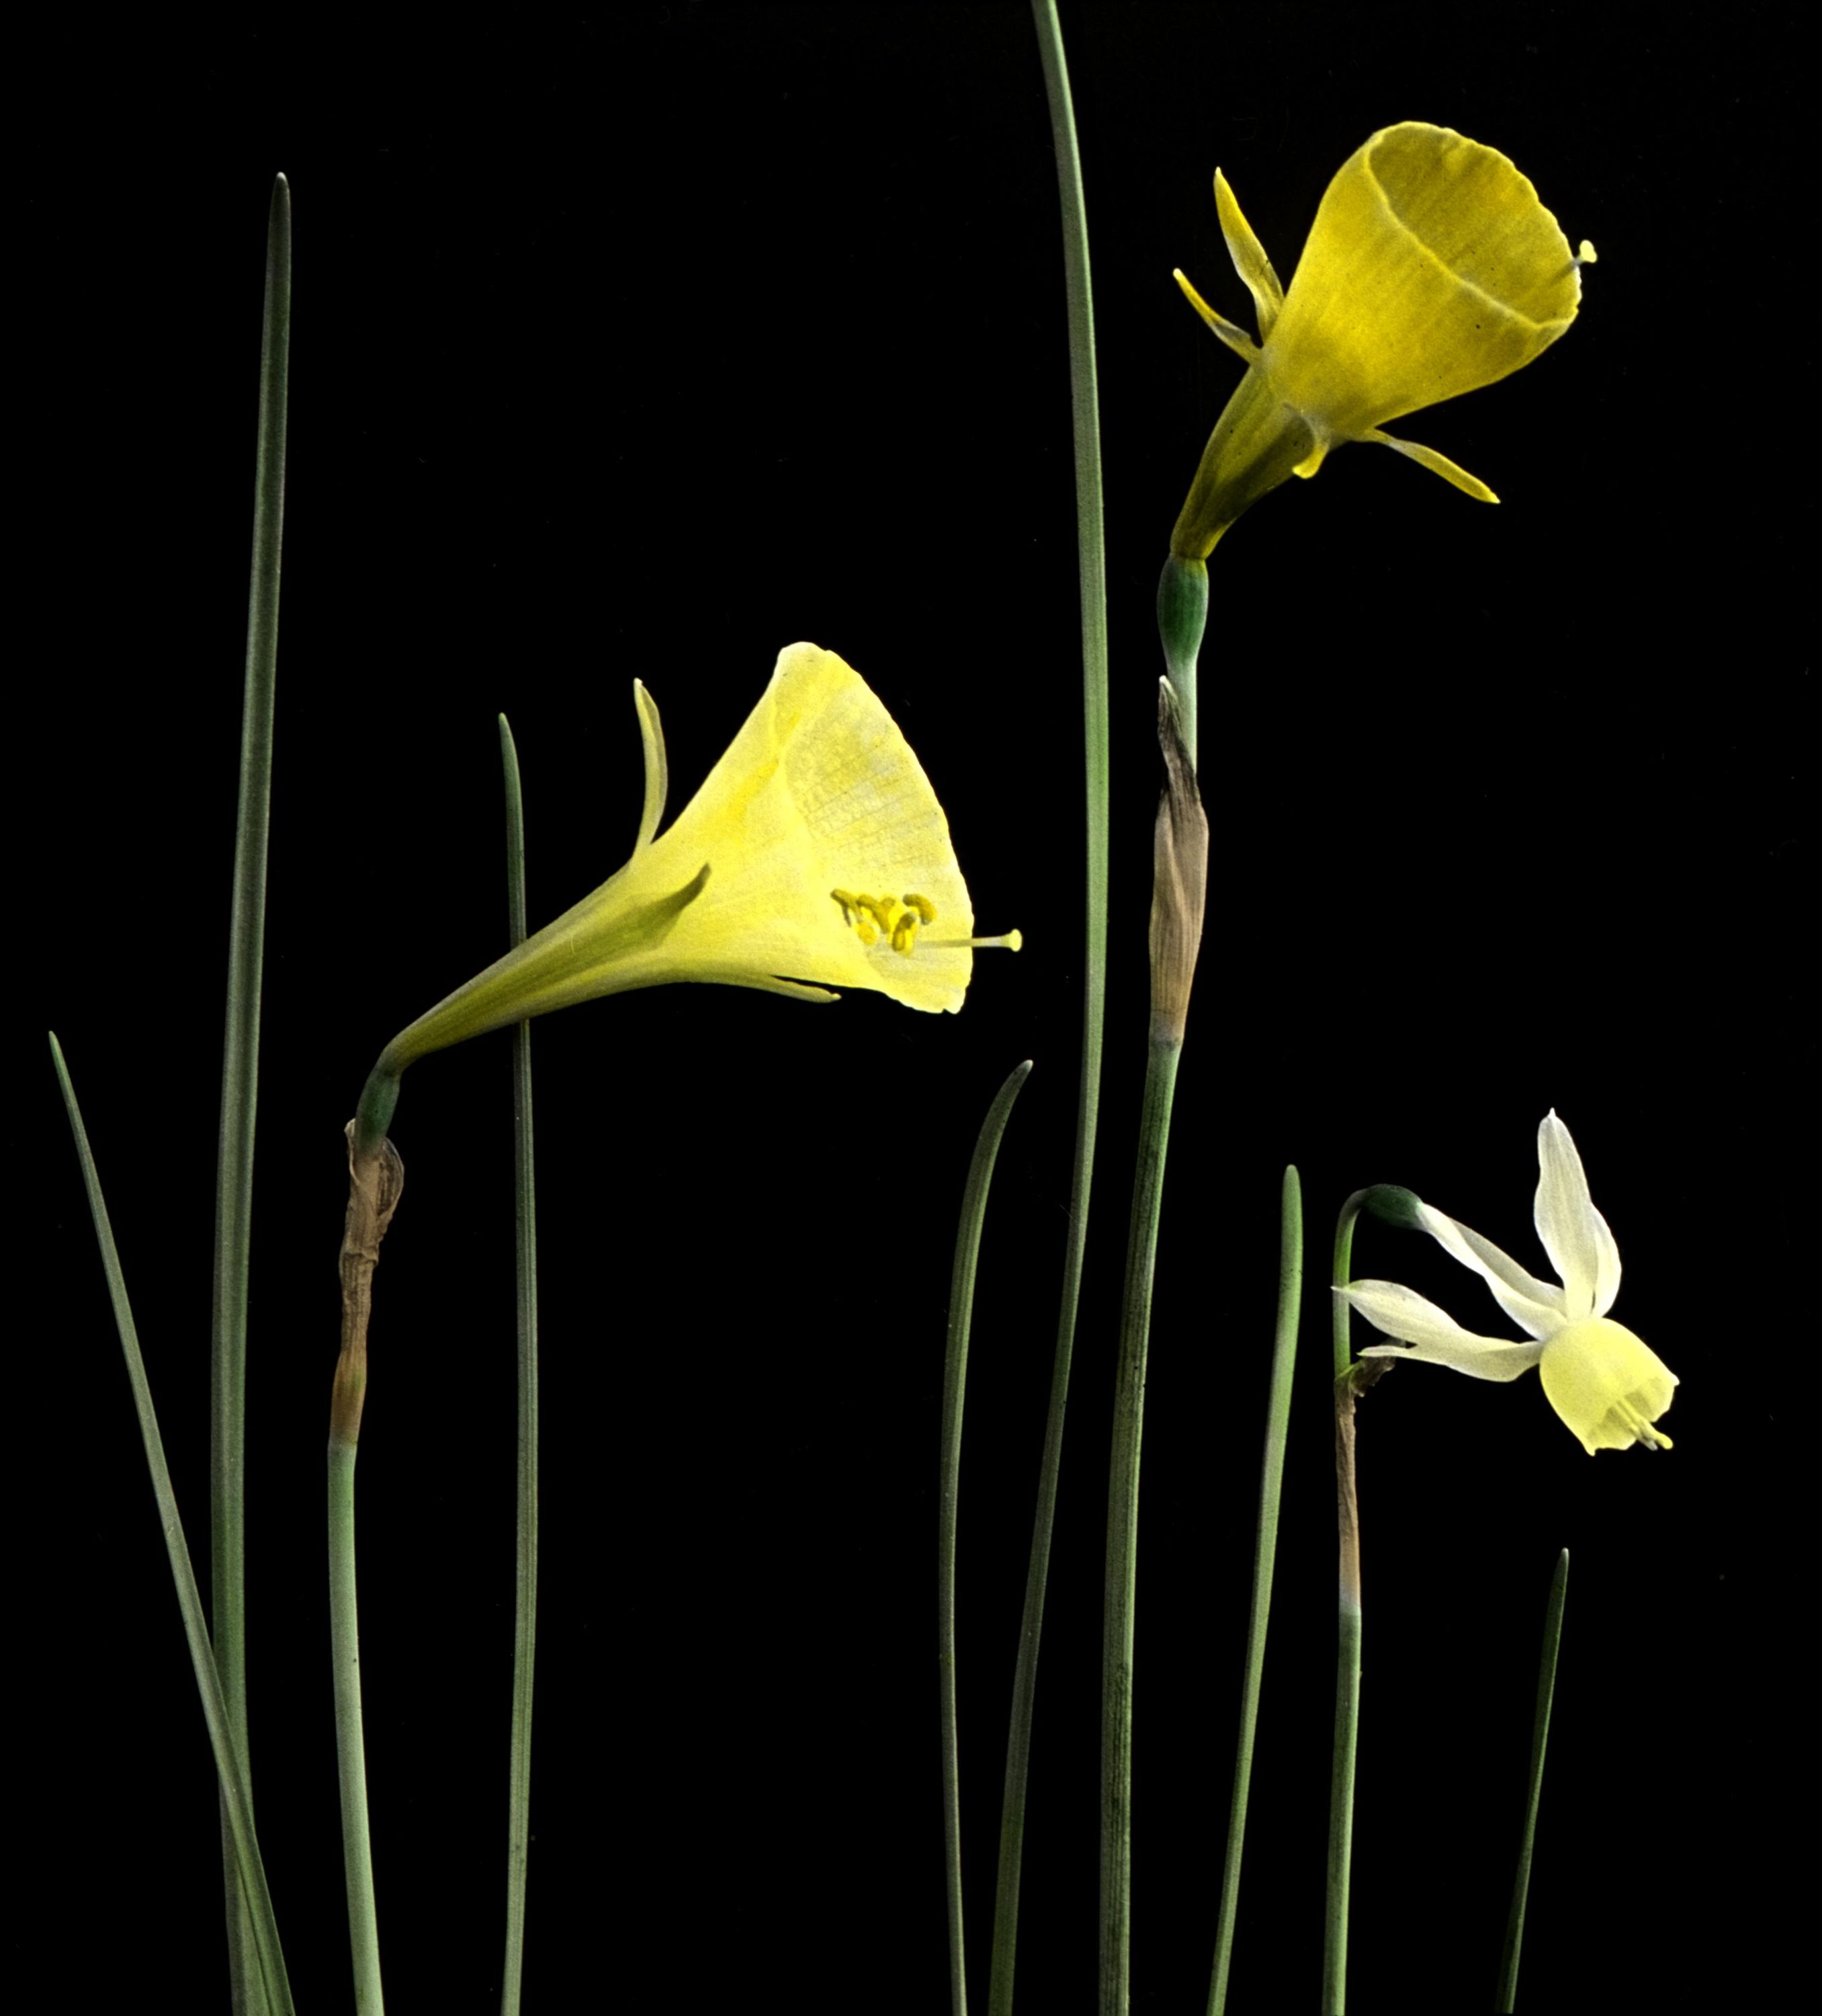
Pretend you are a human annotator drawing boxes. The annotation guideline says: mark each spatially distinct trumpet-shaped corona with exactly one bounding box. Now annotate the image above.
[1338,1112,1677,1455]
[377,644,1020,1078]
[1538,1318,1677,1454]
[1170,122,1587,558]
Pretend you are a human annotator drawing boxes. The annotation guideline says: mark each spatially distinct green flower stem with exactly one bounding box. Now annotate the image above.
[329,1122,402,2015]
[1497,1549,1569,2013]
[498,717,539,2016]
[1101,1036,1184,2016]
[329,1430,384,2016]
[1325,1190,1372,2016]
[994,12,1109,2015]
[1326,1421,1362,2016]
[941,1060,1035,2016]
[51,1036,296,2016]
[1087,436,1213,2016]
[1156,556,1209,767]
[1207,1165,1303,2016]
[1086,463,1211,2011]
[353,1063,402,1161]
[1323,1185,1425,2011]
[212,171,290,2016]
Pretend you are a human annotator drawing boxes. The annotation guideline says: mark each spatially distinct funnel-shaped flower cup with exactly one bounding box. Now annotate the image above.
[1171,122,1586,558]
[348,643,1018,1152]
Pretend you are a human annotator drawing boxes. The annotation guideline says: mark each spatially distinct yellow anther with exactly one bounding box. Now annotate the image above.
[832,882,950,957]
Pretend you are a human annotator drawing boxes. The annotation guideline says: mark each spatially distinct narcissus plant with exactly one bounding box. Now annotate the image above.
[1170,121,1592,559]
[1339,1111,1677,1454]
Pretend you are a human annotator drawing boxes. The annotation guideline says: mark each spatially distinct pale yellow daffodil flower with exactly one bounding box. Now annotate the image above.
[1170,121,1592,558]
[374,642,1019,1090]
[1339,1112,1677,1454]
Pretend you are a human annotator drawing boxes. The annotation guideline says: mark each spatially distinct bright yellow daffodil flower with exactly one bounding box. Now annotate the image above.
[1171,121,1590,558]
[1340,1112,1677,1454]
[378,642,1019,1078]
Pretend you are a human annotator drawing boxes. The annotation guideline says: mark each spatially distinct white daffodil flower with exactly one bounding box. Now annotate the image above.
[1340,1112,1677,1454]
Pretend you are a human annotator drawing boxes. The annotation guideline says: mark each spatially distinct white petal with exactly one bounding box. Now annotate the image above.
[1588,1204,1622,1317]
[1340,1281,1545,1381]
[1416,1203,1566,1341]
[1534,1111,1621,1320]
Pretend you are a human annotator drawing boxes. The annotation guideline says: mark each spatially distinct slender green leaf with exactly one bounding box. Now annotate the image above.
[994,12,1109,2011]
[941,1060,1034,2016]
[1496,1550,1569,2013]
[1207,1167,1303,2013]
[212,171,291,2016]
[498,715,540,2016]
[52,1034,296,2016]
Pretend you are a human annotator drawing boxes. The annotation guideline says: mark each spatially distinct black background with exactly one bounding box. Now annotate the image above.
[26,6,1799,2011]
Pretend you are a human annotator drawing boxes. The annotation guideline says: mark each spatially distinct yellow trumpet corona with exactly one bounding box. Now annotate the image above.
[1170,122,1588,558]
[378,643,1019,1078]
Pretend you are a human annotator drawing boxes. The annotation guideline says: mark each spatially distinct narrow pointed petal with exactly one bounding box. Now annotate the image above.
[1415,1203,1566,1341]
[1172,268,1262,365]
[1341,1280,1545,1380]
[1534,1111,1620,1320]
[727,974,839,1004]
[1361,428,1499,503]
[633,679,668,853]
[1588,1206,1622,1315]
[1538,1317,1676,1454]
[1213,167,1285,340]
